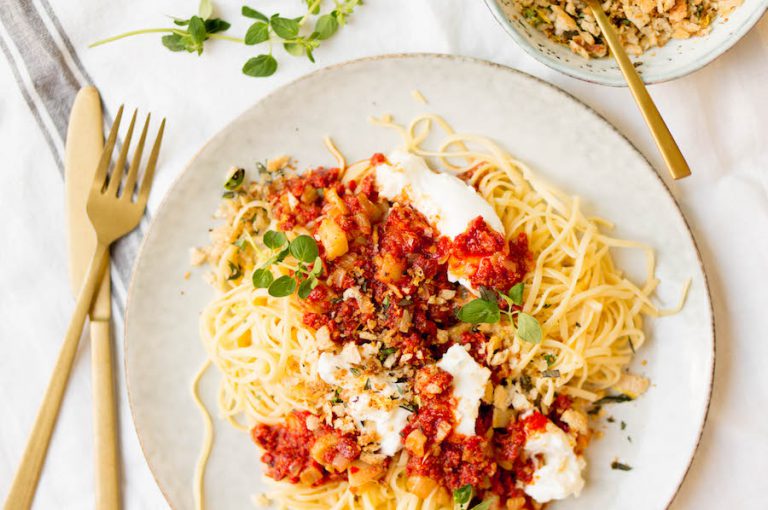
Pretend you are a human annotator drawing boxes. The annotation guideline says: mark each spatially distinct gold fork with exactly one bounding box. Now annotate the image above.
[4,106,165,510]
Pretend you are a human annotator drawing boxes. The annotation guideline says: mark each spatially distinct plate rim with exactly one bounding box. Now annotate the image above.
[123,52,716,510]
[483,0,768,87]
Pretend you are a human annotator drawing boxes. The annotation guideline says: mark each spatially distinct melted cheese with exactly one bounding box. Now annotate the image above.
[436,344,491,436]
[375,150,504,239]
[317,346,411,456]
[523,419,586,503]
[348,394,412,456]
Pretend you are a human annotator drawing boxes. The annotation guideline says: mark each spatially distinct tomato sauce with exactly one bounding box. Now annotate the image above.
[450,217,531,291]
[259,157,548,505]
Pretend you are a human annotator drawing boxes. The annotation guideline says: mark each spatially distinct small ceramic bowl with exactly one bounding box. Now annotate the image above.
[485,0,768,86]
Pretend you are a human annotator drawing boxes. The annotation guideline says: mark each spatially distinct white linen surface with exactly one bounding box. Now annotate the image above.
[0,1,766,509]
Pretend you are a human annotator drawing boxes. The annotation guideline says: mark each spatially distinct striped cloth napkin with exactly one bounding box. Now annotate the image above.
[0,0,766,508]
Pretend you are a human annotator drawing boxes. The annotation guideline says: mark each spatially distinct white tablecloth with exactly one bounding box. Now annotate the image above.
[0,1,766,508]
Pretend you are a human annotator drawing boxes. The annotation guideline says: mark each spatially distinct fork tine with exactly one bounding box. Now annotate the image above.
[106,109,137,196]
[93,105,124,192]
[137,118,166,207]
[122,113,150,200]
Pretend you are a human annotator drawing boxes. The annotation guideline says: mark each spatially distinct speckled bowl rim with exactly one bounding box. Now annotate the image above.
[124,53,715,510]
[484,0,768,86]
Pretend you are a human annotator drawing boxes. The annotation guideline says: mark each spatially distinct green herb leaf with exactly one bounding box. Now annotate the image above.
[399,402,417,413]
[245,22,269,45]
[593,394,633,406]
[508,282,524,306]
[173,18,190,26]
[611,461,632,471]
[298,278,315,299]
[198,0,213,19]
[470,501,493,510]
[283,41,306,57]
[224,168,245,190]
[270,16,300,39]
[310,257,323,276]
[268,275,296,297]
[204,18,230,34]
[252,268,274,288]
[378,346,397,363]
[290,235,319,263]
[364,378,371,390]
[187,16,207,53]
[543,353,556,366]
[516,312,542,344]
[222,191,235,199]
[315,13,339,39]
[242,54,278,77]
[453,484,473,506]
[457,298,500,324]
[162,34,188,52]
[479,286,496,302]
[227,262,242,281]
[234,238,248,250]
[263,230,288,250]
[275,247,290,263]
[242,6,268,21]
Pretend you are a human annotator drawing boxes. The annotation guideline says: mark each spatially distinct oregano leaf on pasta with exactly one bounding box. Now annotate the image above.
[298,278,315,299]
[224,167,245,190]
[263,230,288,250]
[252,268,274,288]
[470,501,493,510]
[453,484,473,506]
[516,312,542,344]
[268,275,296,297]
[457,298,500,324]
[289,235,319,263]
[508,282,524,306]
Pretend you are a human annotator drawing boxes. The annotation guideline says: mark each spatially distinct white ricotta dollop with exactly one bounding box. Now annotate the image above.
[348,394,412,456]
[374,150,504,239]
[523,420,586,503]
[436,344,491,436]
[317,343,361,385]
[316,346,411,456]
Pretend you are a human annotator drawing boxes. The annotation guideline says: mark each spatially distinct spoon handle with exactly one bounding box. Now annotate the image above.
[587,0,691,180]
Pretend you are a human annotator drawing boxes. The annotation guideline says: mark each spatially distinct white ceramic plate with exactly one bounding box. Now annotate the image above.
[125,54,714,510]
[486,0,768,86]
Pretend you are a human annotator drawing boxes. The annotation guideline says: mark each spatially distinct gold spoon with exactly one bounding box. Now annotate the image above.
[585,0,691,180]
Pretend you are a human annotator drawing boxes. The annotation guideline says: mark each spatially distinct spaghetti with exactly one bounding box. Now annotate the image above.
[192,113,687,510]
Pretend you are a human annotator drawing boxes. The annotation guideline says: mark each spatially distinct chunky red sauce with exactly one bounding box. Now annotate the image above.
[252,158,560,504]
[450,216,531,291]
[251,411,360,486]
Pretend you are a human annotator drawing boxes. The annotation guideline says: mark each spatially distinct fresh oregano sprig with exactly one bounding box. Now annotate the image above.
[252,230,323,298]
[90,0,362,78]
[456,283,542,344]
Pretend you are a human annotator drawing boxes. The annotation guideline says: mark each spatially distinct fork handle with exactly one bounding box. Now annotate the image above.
[4,242,109,510]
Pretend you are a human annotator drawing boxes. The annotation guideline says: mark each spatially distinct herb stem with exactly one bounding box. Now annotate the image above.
[89,28,176,47]
[300,0,323,26]
[207,33,244,43]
